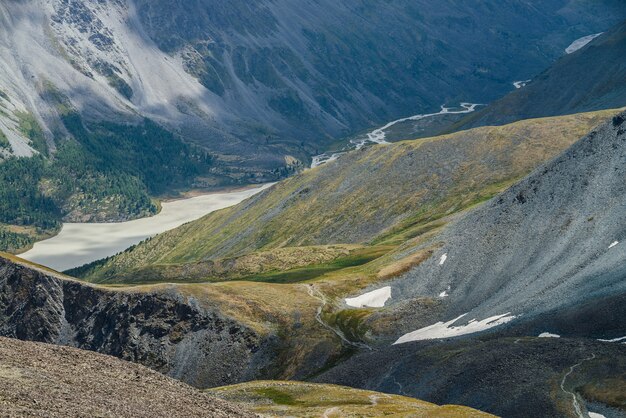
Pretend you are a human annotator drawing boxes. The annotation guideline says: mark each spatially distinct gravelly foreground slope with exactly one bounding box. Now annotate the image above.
[0,337,254,417]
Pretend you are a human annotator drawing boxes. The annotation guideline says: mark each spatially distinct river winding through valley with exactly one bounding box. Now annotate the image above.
[311,103,481,167]
[21,184,273,272]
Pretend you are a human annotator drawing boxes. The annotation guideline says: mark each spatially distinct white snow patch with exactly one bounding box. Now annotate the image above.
[539,332,560,338]
[310,103,481,167]
[598,336,626,343]
[588,413,607,418]
[439,253,448,265]
[565,33,603,54]
[609,241,619,249]
[513,80,531,89]
[393,312,516,344]
[345,286,392,308]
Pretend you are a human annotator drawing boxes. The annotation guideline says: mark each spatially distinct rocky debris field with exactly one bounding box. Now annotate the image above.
[0,337,255,417]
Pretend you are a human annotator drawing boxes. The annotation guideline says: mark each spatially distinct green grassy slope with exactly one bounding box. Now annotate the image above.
[75,109,618,283]
[208,380,495,417]
[72,245,391,285]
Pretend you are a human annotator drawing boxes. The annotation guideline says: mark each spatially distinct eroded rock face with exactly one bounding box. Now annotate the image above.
[0,257,277,388]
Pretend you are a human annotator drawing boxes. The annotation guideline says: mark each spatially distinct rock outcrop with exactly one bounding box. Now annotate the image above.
[0,256,277,388]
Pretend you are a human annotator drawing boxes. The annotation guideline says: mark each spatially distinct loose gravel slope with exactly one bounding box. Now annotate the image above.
[0,337,254,417]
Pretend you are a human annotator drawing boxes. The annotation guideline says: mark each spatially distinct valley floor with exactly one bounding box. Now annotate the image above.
[19,184,271,271]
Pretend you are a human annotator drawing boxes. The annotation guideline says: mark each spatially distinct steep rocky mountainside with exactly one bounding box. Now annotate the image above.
[0,253,349,388]
[312,111,626,416]
[456,19,626,129]
[375,111,626,331]
[74,109,617,282]
[317,337,626,418]
[0,0,624,171]
[0,255,277,388]
[0,337,254,417]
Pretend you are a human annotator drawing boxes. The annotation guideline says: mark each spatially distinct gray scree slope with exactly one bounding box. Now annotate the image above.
[388,110,626,334]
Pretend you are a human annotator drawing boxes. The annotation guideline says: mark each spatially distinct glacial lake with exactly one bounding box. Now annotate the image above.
[21,184,272,272]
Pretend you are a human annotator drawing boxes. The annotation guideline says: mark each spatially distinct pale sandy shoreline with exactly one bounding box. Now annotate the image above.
[21,183,273,272]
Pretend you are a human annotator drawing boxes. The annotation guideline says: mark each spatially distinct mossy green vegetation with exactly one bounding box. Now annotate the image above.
[325,309,373,342]
[0,227,34,253]
[75,245,391,285]
[0,129,9,150]
[253,387,300,406]
[15,112,48,155]
[208,381,495,417]
[0,156,59,231]
[234,246,391,284]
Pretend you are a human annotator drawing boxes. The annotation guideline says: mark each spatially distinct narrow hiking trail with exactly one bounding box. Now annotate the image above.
[560,353,596,418]
[305,284,372,351]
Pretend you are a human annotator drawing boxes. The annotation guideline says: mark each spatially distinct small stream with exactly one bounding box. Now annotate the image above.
[311,103,481,168]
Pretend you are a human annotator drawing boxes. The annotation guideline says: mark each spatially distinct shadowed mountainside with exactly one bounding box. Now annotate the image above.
[1,0,625,172]
[455,20,626,130]
[316,337,626,418]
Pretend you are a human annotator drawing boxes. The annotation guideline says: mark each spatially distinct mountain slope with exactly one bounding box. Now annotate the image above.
[0,253,352,387]
[311,110,626,417]
[0,0,624,170]
[1,0,625,253]
[73,109,618,282]
[69,108,626,417]
[375,111,626,328]
[0,337,253,417]
[456,20,626,129]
